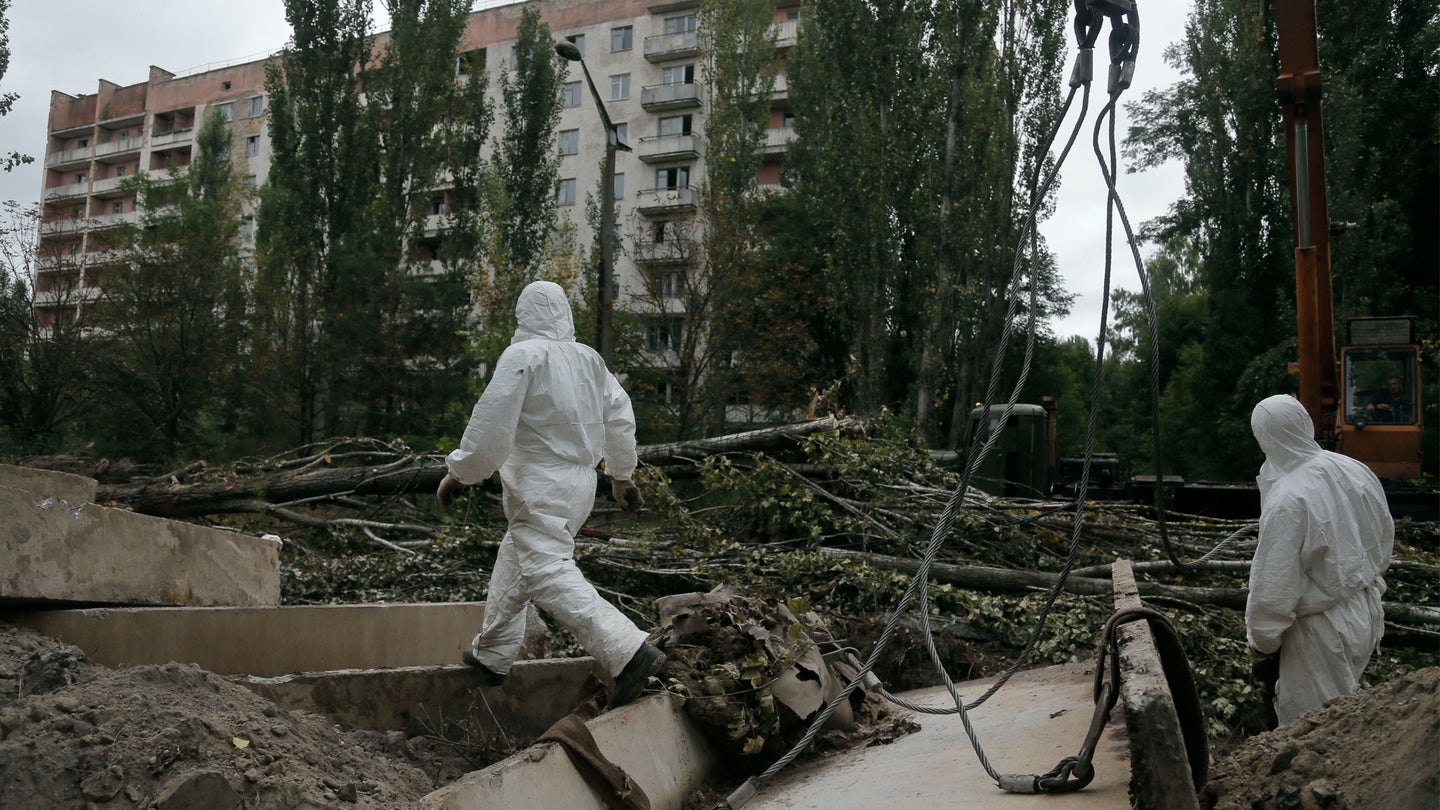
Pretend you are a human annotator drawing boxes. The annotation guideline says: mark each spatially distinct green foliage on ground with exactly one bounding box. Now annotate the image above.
[280,428,1439,752]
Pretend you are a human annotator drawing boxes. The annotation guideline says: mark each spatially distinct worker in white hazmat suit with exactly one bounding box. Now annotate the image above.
[1246,394,1393,726]
[437,281,666,710]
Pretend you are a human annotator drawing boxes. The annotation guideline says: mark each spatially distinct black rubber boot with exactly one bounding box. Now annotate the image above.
[607,644,666,710]
[461,648,507,687]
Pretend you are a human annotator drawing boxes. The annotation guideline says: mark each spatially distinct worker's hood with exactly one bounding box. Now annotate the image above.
[513,281,576,343]
[1251,394,1323,503]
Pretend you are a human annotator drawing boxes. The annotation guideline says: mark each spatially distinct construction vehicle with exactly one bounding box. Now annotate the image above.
[1275,0,1424,480]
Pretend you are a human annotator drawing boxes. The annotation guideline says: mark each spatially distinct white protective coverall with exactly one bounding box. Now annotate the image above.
[446,281,649,678]
[1247,394,1394,725]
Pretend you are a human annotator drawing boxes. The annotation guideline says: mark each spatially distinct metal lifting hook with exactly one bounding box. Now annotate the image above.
[1071,0,1140,93]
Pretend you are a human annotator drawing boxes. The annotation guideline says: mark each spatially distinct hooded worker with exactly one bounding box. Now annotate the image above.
[1247,394,1393,725]
[437,280,666,710]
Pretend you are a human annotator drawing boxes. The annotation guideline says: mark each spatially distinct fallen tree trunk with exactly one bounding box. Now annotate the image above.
[92,417,860,519]
[815,547,1440,631]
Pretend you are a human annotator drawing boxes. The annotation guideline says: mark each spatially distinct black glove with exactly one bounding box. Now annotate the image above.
[437,474,467,511]
[1250,650,1280,688]
[610,478,644,513]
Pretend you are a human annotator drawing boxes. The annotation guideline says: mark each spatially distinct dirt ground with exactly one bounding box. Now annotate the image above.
[0,619,475,810]
[3,614,1436,810]
[1201,666,1439,810]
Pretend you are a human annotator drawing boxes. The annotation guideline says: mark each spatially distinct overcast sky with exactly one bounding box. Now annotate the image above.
[0,0,1192,343]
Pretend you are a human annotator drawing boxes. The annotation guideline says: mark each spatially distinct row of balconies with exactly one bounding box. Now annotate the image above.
[640,18,796,63]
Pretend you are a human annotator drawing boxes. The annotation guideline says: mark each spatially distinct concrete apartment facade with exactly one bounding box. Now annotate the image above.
[35,0,799,364]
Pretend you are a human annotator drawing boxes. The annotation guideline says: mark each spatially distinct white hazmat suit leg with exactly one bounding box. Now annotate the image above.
[1246,395,1393,725]
[470,461,648,677]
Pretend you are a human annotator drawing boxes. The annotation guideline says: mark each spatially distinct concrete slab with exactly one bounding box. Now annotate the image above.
[420,693,717,810]
[9,603,518,676]
[743,662,1132,810]
[0,485,279,607]
[0,463,96,505]
[1112,561,1202,810]
[240,658,604,744]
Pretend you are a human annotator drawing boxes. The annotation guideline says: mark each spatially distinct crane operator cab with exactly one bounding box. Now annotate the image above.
[1339,317,1423,479]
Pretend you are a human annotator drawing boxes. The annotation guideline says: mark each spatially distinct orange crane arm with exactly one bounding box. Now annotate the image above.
[1274,0,1339,445]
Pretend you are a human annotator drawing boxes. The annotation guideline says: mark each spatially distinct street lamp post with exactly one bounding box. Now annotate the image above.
[555,40,631,365]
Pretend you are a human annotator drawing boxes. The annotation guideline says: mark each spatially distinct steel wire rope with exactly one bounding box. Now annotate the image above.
[724,50,1103,810]
[1087,69,1253,571]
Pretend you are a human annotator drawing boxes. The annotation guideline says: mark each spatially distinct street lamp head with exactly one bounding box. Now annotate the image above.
[554,41,582,61]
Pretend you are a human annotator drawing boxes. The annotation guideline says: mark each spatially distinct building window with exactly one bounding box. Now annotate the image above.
[566,34,585,57]
[609,73,630,101]
[457,50,482,75]
[614,172,625,199]
[664,14,698,34]
[558,129,579,155]
[74,173,85,185]
[557,178,577,206]
[112,201,124,214]
[216,102,234,122]
[783,111,796,128]
[659,115,692,137]
[661,65,694,86]
[77,138,87,148]
[249,96,265,117]
[222,80,232,91]
[240,217,255,239]
[115,166,125,177]
[611,26,633,52]
[247,135,260,157]
[655,166,690,189]
[563,81,582,108]
[646,319,684,352]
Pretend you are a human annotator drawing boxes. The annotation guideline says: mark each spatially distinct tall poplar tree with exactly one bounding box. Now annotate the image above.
[478,3,564,359]
[93,110,249,461]
[347,0,489,439]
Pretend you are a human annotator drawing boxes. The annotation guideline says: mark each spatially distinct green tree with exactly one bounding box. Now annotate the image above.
[0,0,31,172]
[0,202,92,454]
[783,0,1069,444]
[256,0,378,445]
[90,110,249,462]
[342,0,488,440]
[475,3,565,363]
[1127,0,1293,478]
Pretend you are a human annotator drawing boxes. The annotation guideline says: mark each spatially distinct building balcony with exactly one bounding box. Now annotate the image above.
[149,128,193,148]
[763,127,796,155]
[771,73,788,100]
[641,82,702,111]
[644,30,700,62]
[633,240,693,266]
[93,137,141,160]
[87,210,139,230]
[771,19,798,48]
[43,181,89,200]
[90,176,132,197]
[637,133,700,164]
[39,217,88,236]
[33,283,102,308]
[45,146,94,169]
[636,185,698,215]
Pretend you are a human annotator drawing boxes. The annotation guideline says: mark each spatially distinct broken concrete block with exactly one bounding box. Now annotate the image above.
[0,463,96,506]
[0,486,280,607]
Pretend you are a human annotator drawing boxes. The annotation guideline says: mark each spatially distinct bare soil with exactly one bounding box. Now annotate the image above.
[0,619,472,810]
[4,612,1436,810]
[1202,666,1439,810]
